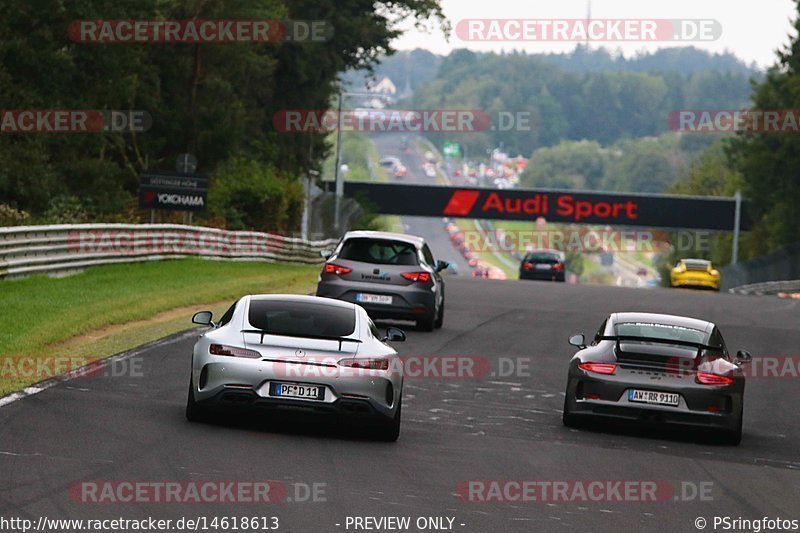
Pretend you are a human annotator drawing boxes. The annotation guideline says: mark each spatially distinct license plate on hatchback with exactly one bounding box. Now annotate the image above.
[628,389,680,406]
[356,293,393,304]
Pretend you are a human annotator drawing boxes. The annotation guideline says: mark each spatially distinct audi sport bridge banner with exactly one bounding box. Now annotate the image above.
[343,182,750,231]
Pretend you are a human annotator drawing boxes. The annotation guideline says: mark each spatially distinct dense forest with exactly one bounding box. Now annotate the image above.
[404,48,755,157]
[0,0,445,229]
[3,0,800,266]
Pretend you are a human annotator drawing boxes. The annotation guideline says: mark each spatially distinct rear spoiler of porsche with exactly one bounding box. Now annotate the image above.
[241,329,362,351]
[599,335,722,353]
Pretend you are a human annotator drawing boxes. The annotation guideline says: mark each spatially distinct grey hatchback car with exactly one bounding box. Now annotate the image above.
[316,231,448,331]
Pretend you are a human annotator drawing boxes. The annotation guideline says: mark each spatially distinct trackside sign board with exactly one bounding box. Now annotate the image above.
[139,171,208,212]
[343,182,750,231]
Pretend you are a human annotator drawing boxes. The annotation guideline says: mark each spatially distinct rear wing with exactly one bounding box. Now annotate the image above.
[599,335,722,354]
[241,329,362,351]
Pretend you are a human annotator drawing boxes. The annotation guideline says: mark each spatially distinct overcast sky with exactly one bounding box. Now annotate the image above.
[391,0,797,68]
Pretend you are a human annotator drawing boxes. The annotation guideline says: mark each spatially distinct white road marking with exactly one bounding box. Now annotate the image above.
[0,329,197,409]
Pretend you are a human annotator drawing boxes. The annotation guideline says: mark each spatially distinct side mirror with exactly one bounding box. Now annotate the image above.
[435,260,450,272]
[568,334,586,349]
[192,311,214,327]
[383,326,406,343]
[320,250,332,259]
[735,350,752,364]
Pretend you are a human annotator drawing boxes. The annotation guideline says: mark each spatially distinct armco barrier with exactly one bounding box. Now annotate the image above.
[0,224,339,279]
[721,240,800,291]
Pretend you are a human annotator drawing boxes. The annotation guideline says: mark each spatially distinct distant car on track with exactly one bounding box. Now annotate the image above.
[519,250,566,282]
[670,258,720,291]
[316,231,449,331]
[562,312,751,445]
[379,156,401,169]
[186,294,406,441]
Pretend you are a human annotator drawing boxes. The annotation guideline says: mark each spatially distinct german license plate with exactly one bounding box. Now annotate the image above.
[357,293,393,304]
[628,389,680,406]
[535,264,552,270]
[269,382,324,400]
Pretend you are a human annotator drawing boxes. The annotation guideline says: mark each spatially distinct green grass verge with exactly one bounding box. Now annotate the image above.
[0,258,319,396]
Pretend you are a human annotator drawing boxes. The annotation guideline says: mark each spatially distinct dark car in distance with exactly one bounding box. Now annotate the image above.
[519,250,566,282]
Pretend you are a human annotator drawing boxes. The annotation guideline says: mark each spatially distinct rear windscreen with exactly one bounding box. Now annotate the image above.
[248,300,355,338]
[683,260,710,270]
[616,322,708,346]
[338,238,419,265]
[525,252,560,263]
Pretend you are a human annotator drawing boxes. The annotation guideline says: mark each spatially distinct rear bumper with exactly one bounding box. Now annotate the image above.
[316,278,436,319]
[196,386,395,421]
[564,370,743,432]
[192,358,402,420]
[519,270,565,282]
[670,274,719,289]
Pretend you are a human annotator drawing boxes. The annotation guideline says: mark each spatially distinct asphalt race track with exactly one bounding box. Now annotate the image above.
[1,279,800,533]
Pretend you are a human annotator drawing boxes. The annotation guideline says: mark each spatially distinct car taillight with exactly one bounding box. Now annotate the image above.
[553,263,564,271]
[579,362,617,375]
[338,358,390,370]
[401,271,431,283]
[522,262,534,270]
[696,372,734,385]
[324,263,351,275]
[209,344,261,358]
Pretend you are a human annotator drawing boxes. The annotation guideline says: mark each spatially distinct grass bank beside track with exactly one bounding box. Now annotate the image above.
[0,258,320,396]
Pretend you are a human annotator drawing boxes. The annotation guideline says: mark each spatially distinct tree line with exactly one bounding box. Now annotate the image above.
[0,0,445,230]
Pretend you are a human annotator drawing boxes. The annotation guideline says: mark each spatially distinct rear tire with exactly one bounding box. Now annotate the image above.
[717,413,743,445]
[434,300,444,329]
[418,310,436,332]
[186,377,209,422]
[375,398,402,442]
[562,395,580,428]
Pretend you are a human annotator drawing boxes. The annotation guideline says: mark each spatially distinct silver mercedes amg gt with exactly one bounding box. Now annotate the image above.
[186,294,406,441]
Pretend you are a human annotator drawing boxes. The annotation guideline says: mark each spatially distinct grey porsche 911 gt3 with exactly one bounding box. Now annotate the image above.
[562,312,752,445]
[186,294,406,441]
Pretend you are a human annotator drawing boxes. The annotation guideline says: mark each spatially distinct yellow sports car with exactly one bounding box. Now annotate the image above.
[670,258,720,290]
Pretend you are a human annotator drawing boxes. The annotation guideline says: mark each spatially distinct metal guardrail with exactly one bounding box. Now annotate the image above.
[0,223,339,279]
[728,279,800,296]
[721,240,800,292]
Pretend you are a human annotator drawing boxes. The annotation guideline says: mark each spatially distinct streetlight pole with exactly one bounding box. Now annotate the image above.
[732,190,742,265]
[333,91,344,232]
[332,89,394,233]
